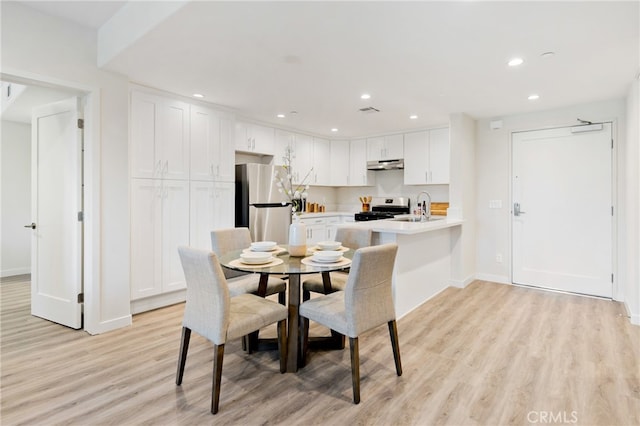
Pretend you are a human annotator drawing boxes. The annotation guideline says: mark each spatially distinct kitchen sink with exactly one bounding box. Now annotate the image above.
[391,215,445,222]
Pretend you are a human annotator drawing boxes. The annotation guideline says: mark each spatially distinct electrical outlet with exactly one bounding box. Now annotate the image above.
[495,254,503,263]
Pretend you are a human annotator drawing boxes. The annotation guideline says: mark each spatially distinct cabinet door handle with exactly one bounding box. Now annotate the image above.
[252,138,256,149]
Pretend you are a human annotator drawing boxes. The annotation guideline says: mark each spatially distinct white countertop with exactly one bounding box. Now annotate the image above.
[346,217,463,235]
[298,211,355,219]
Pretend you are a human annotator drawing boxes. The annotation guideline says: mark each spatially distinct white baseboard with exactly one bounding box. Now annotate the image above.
[130,290,186,315]
[85,314,132,335]
[1,267,31,278]
[396,285,449,320]
[474,273,511,285]
[450,274,475,288]
[624,301,640,326]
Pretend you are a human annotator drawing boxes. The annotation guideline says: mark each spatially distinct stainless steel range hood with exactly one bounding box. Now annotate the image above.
[366,159,404,170]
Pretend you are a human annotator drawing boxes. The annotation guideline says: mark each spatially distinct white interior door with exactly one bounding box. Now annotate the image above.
[512,123,612,297]
[31,97,83,328]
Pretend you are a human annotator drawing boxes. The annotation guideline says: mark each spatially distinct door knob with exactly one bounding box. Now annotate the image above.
[513,203,526,216]
[24,223,36,229]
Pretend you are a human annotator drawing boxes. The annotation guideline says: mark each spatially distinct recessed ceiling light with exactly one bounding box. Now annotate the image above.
[508,57,524,67]
[331,128,338,132]
[193,93,204,98]
[360,94,371,100]
[528,94,540,100]
[409,115,418,120]
[276,114,285,118]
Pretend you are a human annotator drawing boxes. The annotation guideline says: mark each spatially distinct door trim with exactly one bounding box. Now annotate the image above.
[1,69,106,333]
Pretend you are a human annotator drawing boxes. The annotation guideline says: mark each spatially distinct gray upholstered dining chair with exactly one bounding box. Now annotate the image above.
[175,246,288,414]
[302,227,372,301]
[211,228,286,305]
[299,243,402,404]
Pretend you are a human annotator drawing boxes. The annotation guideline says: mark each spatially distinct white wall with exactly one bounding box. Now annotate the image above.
[474,99,628,296]
[2,3,131,333]
[624,81,639,324]
[449,113,477,287]
[1,121,31,277]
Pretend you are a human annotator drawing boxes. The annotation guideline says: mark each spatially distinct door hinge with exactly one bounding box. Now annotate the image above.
[611,273,614,283]
[611,206,614,216]
[77,211,84,222]
[611,138,614,149]
[77,293,84,303]
[77,118,84,129]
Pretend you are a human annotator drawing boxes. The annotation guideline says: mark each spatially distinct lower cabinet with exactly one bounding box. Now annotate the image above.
[130,178,190,300]
[300,215,342,245]
[189,181,234,250]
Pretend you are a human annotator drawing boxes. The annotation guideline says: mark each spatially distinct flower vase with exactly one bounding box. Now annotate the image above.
[288,215,307,257]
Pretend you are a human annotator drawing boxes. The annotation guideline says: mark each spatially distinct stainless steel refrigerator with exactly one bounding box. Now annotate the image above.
[235,164,292,244]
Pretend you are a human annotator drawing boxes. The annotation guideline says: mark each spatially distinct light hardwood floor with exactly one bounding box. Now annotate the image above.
[1,277,638,425]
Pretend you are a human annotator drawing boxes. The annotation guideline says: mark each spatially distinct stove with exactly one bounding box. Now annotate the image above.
[354,197,411,221]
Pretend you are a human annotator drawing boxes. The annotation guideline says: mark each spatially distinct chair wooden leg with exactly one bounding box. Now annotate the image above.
[211,344,225,414]
[278,290,286,305]
[277,319,288,373]
[247,330,259,353]
[176,327,191,385]
[388,320,403,376]
[302,289,311,302]
[349,337,360,404]
[300,315,309,367]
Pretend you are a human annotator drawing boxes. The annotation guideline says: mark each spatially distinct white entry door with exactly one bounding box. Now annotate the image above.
[512,123,612,297]
[30,98,83,328]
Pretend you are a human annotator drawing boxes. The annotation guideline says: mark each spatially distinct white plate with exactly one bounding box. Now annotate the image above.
[250,241,277,252]
[312,250,343,263]
[240,252,273,264]
[316,240,342,251]
[311,256,345,264]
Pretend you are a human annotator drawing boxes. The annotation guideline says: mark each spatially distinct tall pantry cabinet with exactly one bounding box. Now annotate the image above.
[130,90,234,311]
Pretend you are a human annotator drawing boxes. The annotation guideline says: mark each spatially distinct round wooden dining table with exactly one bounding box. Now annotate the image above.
[219,245,354,372]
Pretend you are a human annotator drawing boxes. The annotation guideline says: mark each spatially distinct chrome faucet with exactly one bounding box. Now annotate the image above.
[416,191,432,222]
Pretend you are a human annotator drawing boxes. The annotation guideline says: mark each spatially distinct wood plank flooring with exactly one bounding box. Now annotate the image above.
[1,277,638,425]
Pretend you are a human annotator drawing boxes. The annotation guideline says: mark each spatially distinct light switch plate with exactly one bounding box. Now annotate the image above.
[489,200,502,209]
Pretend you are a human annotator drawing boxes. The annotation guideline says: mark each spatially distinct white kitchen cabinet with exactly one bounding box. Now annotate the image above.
[349,138,375,186]
[312,137,331,186]
[367,134,404,161]
[300,217,326,246]
[189,181,234,250]
[326,216,341,241]
[275,129,314,184]
[330,140,350,186]
[403,128,450,185]
[131,91,190,180]
[190,105,235,182]
[235,121,274,155]
[131,178,190,300]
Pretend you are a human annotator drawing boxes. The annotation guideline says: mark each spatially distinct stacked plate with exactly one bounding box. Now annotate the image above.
[311,250,343,263]
[250,241,277,252]
[240,251,273,265]
[316,240,342,251]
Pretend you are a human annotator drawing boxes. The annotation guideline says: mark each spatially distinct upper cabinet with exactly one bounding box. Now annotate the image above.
[349,138,375,186]
[330,140,350,186]
[131,92,189,180]
[403,127,450,185]
[366,134,404,161]
[274,129,314,184]
[312,137,331,186]
[190,105,235,182]
[235,121,275,155]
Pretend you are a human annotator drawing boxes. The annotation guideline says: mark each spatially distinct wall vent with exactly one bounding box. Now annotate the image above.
[359,106,380,114]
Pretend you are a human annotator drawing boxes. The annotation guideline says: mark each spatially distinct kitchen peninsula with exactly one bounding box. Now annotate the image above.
[346,217,464,318]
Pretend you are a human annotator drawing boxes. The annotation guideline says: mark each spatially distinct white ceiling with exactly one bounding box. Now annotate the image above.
[15,1,640,138]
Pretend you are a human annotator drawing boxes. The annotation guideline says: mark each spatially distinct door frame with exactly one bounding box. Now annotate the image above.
[1,69,102,333]
[509,119,619,299]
